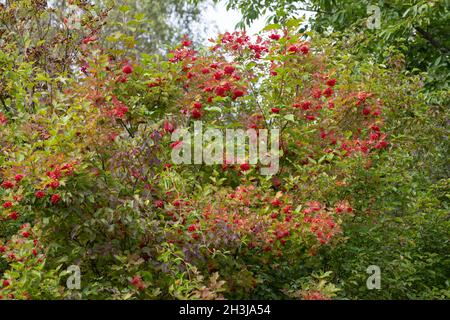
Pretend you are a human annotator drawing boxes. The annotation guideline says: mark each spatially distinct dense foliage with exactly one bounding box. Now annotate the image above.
[225,0,450,94]
[0,1,448,300]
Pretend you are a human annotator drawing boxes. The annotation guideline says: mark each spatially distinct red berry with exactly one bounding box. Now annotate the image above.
[362,107,371,116]
[191,108,202,119]
[21,231,30,238]
[193,102,202,109]
[170,141,182,149]
[326,78,337,87]
[283,205,292,214]
[35,191,45,199]
[288,45,298,53]
[50,194,61,204]
[301,101,312,110]
[269,33,281,40]
[239,163,250,171]
[224,65,235,75]
[2,280,10,287]
[8,212,18,221]
[213,70,223,80]
[215,86,226,97]
[271,107,280,114]
[375,140,388,150]
[232,89,245,99]
[181,39,192,47]
[82,36,95,45]
[130,275,145,290]
[154,200,164,208]
[2,202,12,209]
[50,180,60,189]
[373,109,381,116]
[0,112,7,125]
[271,198,282,207]
[300,45,309,54]
[117,76,128,83]
[122,64,133,74]
[323,87,333,97]
[272,177,281,187]
[163,121,175,133]
[1,181,14,189]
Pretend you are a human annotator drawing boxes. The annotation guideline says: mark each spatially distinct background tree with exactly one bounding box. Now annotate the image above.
[99,0,208,54]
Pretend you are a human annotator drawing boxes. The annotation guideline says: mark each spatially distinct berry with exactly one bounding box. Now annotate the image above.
[50,180,60,189]
[269,33,281,40]
[288,45,298,53]
[362,107,371,116]
[130,276,145,290]
[300,45,309,54]
[213,70,223,80]
[170,141,182,149]
[122,64,133,74]
[301,101,312,110]
[191,108,202,119]
[1,181,14,189]
[326,78,337,87]
[154,200,164,208]
[51,194,61,204]
[239,163,250,171]
[181,39,192,47]
[163,121,175,133]
[8,212,18,221]
[323,87,333,97]
[35,191,45,199]
[271,198,282,207]
[232,89,245,99]
[375,140,388,150]
[2,202,12,209]
[224,65,235,75]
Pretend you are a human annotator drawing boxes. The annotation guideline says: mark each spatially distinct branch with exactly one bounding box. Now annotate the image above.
[118,119,135,138]
[0,95,11,113]
[414,26,450,55]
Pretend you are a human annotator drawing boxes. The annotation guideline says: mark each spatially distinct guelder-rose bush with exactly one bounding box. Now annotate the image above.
[0,5,400,300]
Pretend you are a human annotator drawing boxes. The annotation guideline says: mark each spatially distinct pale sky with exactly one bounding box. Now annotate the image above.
[202,0,270,40]
[199,0,314,43]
